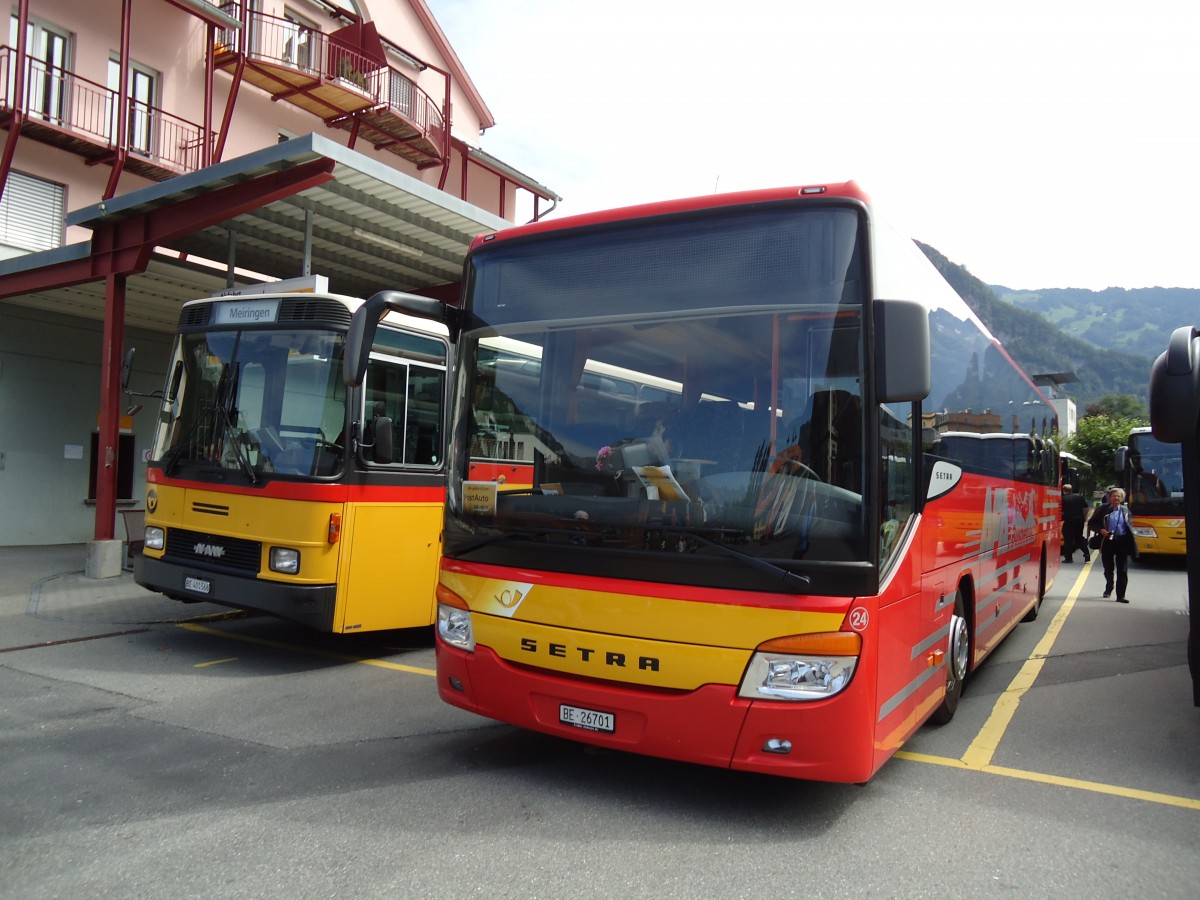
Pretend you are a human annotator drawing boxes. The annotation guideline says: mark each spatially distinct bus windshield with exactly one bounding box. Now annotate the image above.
[1128,431,1185,512]
[152,326,347,480]
[448,205,873,593]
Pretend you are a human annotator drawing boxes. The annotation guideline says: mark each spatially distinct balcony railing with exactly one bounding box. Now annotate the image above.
[384,68,445,147]
[0,46,210,177]
[215,8,446,164]
[216,10,385,114]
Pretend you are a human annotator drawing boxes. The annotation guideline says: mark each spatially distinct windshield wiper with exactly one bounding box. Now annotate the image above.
[211,361,257,484]
[661,527,811,589]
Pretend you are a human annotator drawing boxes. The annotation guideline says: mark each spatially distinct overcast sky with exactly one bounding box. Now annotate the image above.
[426,0,1198,291]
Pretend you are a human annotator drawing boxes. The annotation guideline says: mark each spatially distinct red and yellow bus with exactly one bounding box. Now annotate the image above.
[351,183,1061,781]
[1117,426,1187,556]
[135,289,453,632]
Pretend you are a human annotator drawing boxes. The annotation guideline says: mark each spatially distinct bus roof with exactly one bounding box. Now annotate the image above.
[468,182,873,250]
[181,291,449,339]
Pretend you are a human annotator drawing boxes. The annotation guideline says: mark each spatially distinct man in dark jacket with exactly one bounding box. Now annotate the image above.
[1061,483,1090,562]
[1088,487,1136,602]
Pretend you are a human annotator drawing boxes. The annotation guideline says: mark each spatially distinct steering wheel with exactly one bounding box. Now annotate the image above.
[769,446,821,480]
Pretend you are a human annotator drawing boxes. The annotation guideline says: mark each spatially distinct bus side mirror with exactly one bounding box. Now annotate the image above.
[344,291,459,388]
[874,299,931,403]
[1114,446,1128,473]
[373,416,394,464]
[167,361,183,403]
[1149,325,1200,443]
[121,347,135,391]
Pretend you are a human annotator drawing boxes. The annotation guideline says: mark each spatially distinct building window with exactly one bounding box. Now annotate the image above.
[107,59,159,157]
[282,8,319,73]
[0,170,65,254]
[8,14,72,126]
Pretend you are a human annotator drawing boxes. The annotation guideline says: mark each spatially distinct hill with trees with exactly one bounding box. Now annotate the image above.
[917,243,1154,408]
[990,286,1198,361]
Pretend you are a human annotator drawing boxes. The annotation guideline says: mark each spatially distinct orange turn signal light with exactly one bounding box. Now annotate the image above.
[757,631,862,656]
[435,583,469,609]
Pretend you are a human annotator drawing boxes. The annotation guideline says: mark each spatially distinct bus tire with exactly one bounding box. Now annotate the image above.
[1022,550,1047,623]
[930,588,970,725]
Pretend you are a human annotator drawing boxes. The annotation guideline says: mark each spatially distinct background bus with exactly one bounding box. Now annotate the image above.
[1116,426,1187,556]
[1061,450,1095,502]
[358,182,1060,783]
[135,291,450,633]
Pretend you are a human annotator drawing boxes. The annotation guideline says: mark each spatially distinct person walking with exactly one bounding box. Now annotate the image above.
[1088,487,1136,602]
[1061,483,1090,562]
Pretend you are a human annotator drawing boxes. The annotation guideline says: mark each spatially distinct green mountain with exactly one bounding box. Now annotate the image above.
[917,243,1155,408]
[990,286,1198,360]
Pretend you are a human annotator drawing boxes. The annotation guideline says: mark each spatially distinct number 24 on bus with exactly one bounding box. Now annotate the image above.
[348,182,1062,784]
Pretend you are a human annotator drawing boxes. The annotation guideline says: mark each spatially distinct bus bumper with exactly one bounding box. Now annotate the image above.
[136,555,337,631]
[435,640,877,783]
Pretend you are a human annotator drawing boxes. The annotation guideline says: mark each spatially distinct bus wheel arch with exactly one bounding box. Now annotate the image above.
[1022,546,1047,622]
[930,577,973,725]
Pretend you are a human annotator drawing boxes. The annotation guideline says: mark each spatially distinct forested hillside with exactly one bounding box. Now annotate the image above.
[990,286,1198,360]
[917,243,1153,407]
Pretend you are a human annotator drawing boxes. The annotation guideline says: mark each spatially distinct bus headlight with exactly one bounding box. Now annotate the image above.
[269,547,301,574]
[1132,526,1157,538]
[144,526,164,551]
[437,603,475,651]
[436,585,475,651]
[737,632,861,701]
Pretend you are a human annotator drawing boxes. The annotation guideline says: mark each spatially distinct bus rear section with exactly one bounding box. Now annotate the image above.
[392,183,1057,782]
[136,291,448,633]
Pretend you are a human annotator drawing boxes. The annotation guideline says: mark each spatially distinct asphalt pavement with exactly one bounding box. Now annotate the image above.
[2,544,1198,899]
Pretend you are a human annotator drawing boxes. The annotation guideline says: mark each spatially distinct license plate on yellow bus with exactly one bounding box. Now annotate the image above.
[559,704,615,733]
[184,576,211,595]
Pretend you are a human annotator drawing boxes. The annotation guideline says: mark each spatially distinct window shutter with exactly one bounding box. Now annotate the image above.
[0,170,65,252]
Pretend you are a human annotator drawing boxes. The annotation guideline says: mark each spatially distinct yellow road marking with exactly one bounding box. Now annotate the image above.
[176,573,1197,810]
[959,561,1091,768]
[895,750,1200,811]
[897,558,1200,811]
[194,657,238,668]
[176,622,436,677]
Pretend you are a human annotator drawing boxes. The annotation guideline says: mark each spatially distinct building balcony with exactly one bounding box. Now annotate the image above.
[0,46,209,180]
[215,10,447,167]
[328,68,446,168]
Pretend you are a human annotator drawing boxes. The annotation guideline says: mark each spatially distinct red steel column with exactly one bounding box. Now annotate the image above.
[94,273,127,541]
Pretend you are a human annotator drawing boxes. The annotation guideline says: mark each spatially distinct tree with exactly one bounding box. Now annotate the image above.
[1084,394,1148,420]
[1065,415,1147,489]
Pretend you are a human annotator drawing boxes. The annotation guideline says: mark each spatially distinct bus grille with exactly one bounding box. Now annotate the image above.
[164,528,261,574]
[280,298,353,326]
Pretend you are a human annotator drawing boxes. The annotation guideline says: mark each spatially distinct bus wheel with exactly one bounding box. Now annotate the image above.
[930,595,970,725]
[1022,550,1047,622]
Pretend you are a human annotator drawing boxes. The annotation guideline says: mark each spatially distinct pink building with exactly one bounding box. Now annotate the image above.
[0,0,557,550]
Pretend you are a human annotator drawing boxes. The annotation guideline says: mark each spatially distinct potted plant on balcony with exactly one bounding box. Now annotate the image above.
[335,55,369,93]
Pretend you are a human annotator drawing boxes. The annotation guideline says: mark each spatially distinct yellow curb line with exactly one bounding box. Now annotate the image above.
[176,622,436,677]
[899,558,1199,811]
